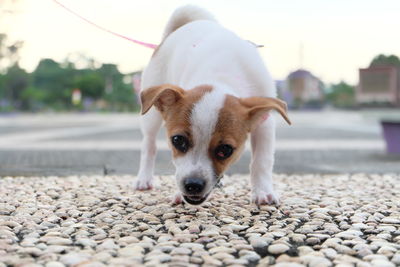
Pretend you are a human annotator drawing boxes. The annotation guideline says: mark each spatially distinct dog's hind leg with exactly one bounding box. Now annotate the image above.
[134,108,162,190]
[249,115,280,205]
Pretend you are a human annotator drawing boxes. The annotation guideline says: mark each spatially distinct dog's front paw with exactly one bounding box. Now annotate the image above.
[252,189,280,206]
[133,177,154,191]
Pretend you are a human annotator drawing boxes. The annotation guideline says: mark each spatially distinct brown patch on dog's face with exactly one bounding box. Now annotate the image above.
[209,94,291,177]
[209,95,249,176]
[164,85,212,158]
[140,84,212,158]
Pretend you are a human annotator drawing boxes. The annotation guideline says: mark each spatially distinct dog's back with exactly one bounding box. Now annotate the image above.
[143,5,275,99]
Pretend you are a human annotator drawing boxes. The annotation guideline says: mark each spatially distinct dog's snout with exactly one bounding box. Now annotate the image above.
[184,178,205,194]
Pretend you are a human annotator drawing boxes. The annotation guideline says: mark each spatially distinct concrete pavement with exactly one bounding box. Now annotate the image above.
[0,110,399,176]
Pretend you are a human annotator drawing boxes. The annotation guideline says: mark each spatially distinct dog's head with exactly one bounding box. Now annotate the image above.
[141,84,290,205]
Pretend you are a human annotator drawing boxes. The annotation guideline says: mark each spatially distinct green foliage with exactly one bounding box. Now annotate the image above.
[0,72,5,97]
[326,81,356,108]
[0,58,139,112]
[28,59,139,112]
[104,79,138,112]
[20,86,47,111]
[3,63,29,109]
[74,71,104,99]
[0,32,140,112]
[32,58,76,109]
[369,54,400,68]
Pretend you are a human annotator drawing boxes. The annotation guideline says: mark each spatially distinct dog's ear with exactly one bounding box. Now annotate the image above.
[240,97,291,131]
[140,84,185,115]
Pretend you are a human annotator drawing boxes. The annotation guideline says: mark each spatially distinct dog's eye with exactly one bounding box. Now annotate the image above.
[171,135,189,153]
[215,144,234,160]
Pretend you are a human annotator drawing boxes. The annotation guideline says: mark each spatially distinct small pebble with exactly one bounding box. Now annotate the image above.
[268,244,290,254]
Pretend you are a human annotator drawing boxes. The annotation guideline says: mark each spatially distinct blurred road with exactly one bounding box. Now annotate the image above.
[0,110,399,176]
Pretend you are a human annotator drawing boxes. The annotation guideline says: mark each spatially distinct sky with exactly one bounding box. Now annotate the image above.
[2,0,400,84]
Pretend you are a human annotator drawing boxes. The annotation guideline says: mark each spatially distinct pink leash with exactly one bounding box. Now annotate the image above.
[52,0,158,49]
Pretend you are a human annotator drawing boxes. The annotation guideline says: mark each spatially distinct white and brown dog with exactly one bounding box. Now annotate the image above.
[135,6,291,206]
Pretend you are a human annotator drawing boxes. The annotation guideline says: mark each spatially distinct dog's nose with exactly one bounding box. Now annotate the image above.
[184,178,205,194]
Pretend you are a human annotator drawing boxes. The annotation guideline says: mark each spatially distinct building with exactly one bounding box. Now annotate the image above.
[357,66,400,106]
[284,69,324,109]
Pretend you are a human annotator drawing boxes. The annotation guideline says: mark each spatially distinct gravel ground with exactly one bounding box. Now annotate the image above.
[0,174,399,267]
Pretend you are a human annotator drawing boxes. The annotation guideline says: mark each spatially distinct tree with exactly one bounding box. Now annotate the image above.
[326,81,356,109]
[0,72,5,105]
[32,58,76,109]
[4,63,28,108]
[0,38,140,112]
[97,64,138,111]
[369,54,400,68]
[0,33,28,110]
[74,71,104,99]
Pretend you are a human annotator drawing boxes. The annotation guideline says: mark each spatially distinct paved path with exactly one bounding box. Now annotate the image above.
[0,174,399,266]
[0,110,399,176]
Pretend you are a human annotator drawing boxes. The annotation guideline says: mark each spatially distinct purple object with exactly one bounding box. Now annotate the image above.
[381,121,400,154]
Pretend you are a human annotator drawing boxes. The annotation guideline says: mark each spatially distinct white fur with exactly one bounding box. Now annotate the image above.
[142,13,275,97]
[135,6,279,205]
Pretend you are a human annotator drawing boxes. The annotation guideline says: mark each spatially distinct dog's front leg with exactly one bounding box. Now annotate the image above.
[250,115,280,205]
[135,108,162,190]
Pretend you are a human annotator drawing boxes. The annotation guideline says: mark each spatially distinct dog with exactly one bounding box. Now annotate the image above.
[134,5,291,205]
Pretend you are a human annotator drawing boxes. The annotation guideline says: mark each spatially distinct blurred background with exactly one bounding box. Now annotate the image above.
[0,0,399,176]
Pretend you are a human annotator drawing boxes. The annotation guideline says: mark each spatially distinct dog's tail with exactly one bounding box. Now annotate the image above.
[162,5,217,40]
